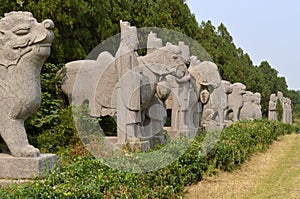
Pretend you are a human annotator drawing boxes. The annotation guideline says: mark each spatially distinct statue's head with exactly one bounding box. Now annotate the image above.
[243,91,254,102]
[232,83,246,95]
[0,11,54,67]
[222,80,232,94]
[189,61,221,89]
[277,91,283,100]
[270,93,276,101]
[254,92,261,104]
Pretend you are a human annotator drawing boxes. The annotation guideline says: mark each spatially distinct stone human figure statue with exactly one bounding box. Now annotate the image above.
[277,91,283,102]
[282,97,289,123]
[164,43,192,133]
[287,98,293,124]
[268,94,277,121]
[253,92,262,119]
[114,21,142,143]
[0,11,54,157]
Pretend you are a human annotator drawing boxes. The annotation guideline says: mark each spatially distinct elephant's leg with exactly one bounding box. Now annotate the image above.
[1,119,40,157]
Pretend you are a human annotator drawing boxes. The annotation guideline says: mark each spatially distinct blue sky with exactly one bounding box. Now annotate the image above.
[186,0,300,90]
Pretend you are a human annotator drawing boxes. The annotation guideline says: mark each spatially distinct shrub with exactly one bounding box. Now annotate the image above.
[4,110,294,198]
[207,119,294,171]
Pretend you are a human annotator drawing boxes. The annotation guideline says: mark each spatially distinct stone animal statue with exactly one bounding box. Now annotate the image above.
[240,91,256,120]
[189,59,221,131]
[60,22,222,147]
[225,82,246,122]
[201,80,232,130]
[60,40,184,145]
[0,12,54,157]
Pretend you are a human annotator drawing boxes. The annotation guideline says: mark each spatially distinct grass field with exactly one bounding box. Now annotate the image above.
[185,133,300,199]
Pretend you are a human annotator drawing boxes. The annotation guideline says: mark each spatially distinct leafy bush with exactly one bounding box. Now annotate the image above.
[4,112,295,198]
[25,63,78,153]
[207,120,294,171]
[276,99,284,122]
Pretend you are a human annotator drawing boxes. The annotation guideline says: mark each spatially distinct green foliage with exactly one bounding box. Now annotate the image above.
[195,21,292,117]
[1,1,300,197]
[0,0,198,64]
[1,120,296,198]
[276,99,283,122]
[1,0,299,117]
[99,116,117,136]
[207,120,293,172]
[25,63,78,153]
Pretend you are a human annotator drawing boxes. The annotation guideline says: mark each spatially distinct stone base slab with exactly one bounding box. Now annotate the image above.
[0,153,58,179]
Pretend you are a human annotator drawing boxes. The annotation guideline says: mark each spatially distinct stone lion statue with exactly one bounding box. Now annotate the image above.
[0,11,54,157]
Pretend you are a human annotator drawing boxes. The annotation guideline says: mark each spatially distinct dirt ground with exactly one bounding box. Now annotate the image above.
[185,134,300,199]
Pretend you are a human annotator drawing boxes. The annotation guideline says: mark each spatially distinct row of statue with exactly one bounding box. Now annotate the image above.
[59,21,293,150]
[268,91,292,124]
[0,11,293,158]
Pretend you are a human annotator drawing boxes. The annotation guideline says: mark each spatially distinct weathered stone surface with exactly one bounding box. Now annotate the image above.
[188,60,222,131]
[60,52,115,117]
[147,31,162,54]
[253,92,262,119]
[0,153,58,179]
[268,94,277,121]
[287,98,293,124]
[225,82,246,122]
[0,11,54,157]
[61,21,225,150]
[201,80,231,130]
[240,91,255,120]
[268,92,292,124]
[282,97,293,124]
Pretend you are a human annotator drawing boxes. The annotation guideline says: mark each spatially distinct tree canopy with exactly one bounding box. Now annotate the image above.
[0,0,299,118]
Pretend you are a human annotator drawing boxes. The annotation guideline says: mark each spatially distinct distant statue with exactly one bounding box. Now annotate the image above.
[253,92,262,119]
[268,94,277,121]
[0,12,54,157]
[287,98,292,124]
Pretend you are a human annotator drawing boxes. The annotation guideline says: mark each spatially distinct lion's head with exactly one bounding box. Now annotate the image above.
[0,11,54,67]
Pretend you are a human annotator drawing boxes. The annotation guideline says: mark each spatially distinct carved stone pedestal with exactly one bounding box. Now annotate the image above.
[0,153,58,179]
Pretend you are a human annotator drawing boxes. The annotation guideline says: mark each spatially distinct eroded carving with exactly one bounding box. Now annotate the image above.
[0,11,54,157]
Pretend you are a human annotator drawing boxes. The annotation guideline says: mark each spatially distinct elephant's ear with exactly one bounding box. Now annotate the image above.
[95,52,117,110]
[189,61,221,89]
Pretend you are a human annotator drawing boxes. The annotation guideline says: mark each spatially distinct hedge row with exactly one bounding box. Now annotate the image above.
[0,120,296,198]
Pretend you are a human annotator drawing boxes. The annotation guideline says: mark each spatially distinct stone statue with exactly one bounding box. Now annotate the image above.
[287,98,292,124]
[0,12,54,157]
[253,92,262,119]
[269,91,292,124]
[60,51,115,117]
[201,79,231,130]
[188,60,222,131]
[240,91,256,120]
[268,94,277,121]
[225,82,246,122]
[62,23,192,148]
[60,21,224,149]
